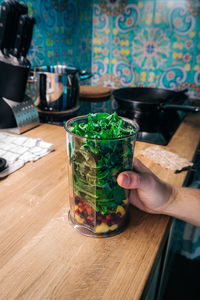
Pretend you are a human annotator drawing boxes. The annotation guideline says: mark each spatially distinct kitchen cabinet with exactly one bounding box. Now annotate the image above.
[0,112,200,300]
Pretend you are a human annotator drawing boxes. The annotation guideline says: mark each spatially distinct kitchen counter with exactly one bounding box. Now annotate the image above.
[0,112,200,300]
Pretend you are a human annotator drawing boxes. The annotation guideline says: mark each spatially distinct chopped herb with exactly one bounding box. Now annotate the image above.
[70,112,135,139]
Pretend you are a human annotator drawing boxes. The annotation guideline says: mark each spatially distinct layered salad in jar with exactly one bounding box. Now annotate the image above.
[66,112,137,236]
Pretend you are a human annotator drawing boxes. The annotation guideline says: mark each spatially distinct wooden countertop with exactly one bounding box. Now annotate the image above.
[1,112,200,300]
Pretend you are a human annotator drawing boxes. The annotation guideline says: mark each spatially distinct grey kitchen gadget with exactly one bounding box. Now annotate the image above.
[1,96,39,134]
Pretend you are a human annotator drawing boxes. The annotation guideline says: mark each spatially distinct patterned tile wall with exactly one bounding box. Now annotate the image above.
[0,0,199,100]
[0,0,93,71]
[27,0,93,71]
[92,0,200,98]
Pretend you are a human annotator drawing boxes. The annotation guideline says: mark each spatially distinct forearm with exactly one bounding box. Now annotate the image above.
[117,158,200,226]
[162,186,200,227]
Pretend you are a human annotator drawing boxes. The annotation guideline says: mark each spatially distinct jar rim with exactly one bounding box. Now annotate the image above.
[64,114,139,141]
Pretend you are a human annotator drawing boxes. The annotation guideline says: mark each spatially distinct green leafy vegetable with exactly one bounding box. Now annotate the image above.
[69,112,136,215]
[70,112,135,139]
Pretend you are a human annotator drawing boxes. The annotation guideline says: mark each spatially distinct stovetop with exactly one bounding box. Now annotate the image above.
[135,110,186,145]
[116,106,186,146]
[38,97,191,146]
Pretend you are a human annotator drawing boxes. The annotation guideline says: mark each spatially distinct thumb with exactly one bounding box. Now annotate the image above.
[117,171,154,190]
[117,171,149,190]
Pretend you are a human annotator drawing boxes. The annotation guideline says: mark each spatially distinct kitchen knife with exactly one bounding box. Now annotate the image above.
[20,16,35,61]
[1,0,16,56]
[19,1,28,14]
[7,0,27,54]
[0,1,11,54]
[13,14,28,58]
[5,0,17,52]
[0,0,29,57]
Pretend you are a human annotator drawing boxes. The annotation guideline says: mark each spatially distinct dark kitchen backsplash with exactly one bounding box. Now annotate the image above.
[0,0,199,99]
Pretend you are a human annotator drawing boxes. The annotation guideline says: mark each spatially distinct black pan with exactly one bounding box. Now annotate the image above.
[112,87,200,113]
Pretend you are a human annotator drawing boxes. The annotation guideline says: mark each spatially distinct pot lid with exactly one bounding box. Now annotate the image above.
[34,65,78,75]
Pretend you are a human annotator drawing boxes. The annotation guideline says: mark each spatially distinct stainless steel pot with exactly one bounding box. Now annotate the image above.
[33,65,91,112]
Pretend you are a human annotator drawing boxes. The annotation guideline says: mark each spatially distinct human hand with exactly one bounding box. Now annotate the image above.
[117,158,173,214]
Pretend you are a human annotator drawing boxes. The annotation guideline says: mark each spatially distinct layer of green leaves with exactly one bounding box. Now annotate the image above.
[70,112,135,139]
[70,112,135,215]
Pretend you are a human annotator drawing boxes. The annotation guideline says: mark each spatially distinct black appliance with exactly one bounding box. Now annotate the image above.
[0,0,39,134]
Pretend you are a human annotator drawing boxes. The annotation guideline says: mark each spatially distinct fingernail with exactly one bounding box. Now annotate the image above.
[121,174,130,186]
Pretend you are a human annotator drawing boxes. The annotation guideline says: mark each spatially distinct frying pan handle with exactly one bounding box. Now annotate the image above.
[161,103,200,112]
[79,70,92,81]
[166,89,189,102]
[175,89,188,95]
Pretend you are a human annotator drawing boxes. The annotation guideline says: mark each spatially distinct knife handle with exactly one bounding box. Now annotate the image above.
[20,16,35,59]
[4,0,17,51]
[0,1,11,52]
[13,14,27,57]
[7,0,27,52]
[19,1,28,14]
[2,0,18,53]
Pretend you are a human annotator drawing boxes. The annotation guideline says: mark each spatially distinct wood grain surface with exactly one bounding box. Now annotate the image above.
[0,112,200,300]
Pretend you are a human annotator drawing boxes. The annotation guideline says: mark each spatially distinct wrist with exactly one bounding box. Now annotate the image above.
[160,186,200,226]
[158,183,179,216]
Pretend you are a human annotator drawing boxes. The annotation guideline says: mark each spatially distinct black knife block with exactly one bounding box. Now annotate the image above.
[0,60,29,102]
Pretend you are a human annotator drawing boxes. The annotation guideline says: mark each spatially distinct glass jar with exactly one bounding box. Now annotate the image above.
[65,115,138,237]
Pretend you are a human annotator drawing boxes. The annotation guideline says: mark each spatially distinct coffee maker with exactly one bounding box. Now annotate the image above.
[0,0,39,134]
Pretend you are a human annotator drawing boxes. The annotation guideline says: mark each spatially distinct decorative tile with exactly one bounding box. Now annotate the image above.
[0,0,199,109]
[92,0,200,100]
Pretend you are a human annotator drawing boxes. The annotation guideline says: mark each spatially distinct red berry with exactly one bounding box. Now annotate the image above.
[86,207,92,215]
[97,215,102,221]
[75,209,80,215]
[106,215,112,220]
[102,219,108,223]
